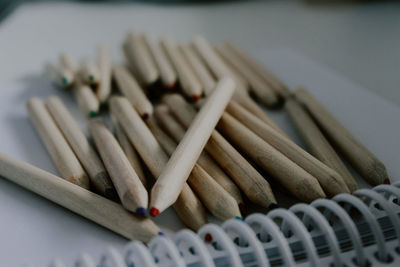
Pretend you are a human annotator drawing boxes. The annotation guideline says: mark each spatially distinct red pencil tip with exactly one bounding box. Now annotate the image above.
[204,233,213,243]
[384,178,391,184]
[142,113,150,120]
[150,207,160,217]
[192,94,201,101]
[167,82,176,89]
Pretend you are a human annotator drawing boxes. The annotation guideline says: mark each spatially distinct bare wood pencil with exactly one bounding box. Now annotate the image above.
[79,60,100,85]
[225,42,290,98]
[45,96,116,198]
[124,32,159,85]
[163,94,276,207]
[226,100,350,196]
[27,97,89,189]
[215,43,279,108]
[88,119,148,214]
[161,37,203,100]
[150,77,235,214]
[284,97,359,192]
[154,104,245,209]
[0,152,159,242]
[217,112,326,202]
[144,33,177,88]
[73,83,100,117]
[45,63,74,88]
[145,118,241,221]
[113,65,153,119]
[111,118,147,187]
[181,44,216,95]
[110,96,207,230]
[294,88,389,186]
[96,44,112,103]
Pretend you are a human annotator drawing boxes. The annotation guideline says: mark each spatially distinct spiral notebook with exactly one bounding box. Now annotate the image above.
[1,49,400,266]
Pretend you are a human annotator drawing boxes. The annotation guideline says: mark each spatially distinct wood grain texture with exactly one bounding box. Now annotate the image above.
[73,83,99,117]
[161,37,203,100]
[96,44,112,103]
[285,97,359,192]
[144,33,177,88]
[124,32,159,85]
[45,96,116,198]
[88,119,148,213]
[227,100,350,196]
[150,78,235,213]
[215,43,279,108]
[112,65,153,119]
[154,104,244,209]
[110,96,207,230]
[163,94,276,208]
[146,117,241,221]
[218,112,326,202]
[0,152,159,242]
[294,88,389,186]
[27,97,89,189]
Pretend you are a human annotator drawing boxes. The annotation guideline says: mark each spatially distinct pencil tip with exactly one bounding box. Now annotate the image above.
[167,82,175,89]
[384,178,391,184]
[192,94,201,101]
[136,207,147,216]
[89,111,99,118]
[89,75,95,82]
[142,113,150,120]
[150,207,160,217]
[61,77,69,85]
[204,233,213,243]
[158,232,165,236]
[235,216,243,221]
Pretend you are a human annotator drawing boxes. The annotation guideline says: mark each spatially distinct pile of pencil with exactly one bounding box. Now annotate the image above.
[0,32,390,243]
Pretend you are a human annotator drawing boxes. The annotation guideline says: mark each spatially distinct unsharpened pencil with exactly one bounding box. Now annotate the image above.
[0,152,159,242]
[154,104,245,210]
[144,33,177,88]
[161,37,203,101]
[124,32,159,86]
[45,96,116,198]
[113,65,153,119]
[110,96,207,230]
[150,77,235,215]
[88,119,148,215]
[146,117,241,221]
[294,88,389,186]
[73,83,100,118]
[284,96,359,192]
[27,97,89,189]
[226,100,350,196]
[217,112,326,202]
[96,44,112,103]
[163,94,276,208]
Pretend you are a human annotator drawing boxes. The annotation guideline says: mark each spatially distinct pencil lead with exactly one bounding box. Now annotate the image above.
[61,77,69,85]
[167,82,176,89]
[204,233,213,243]
[158,232,165,236]
[89,111,99,118]
[89,75,95,82]
[384,178,391,184]
[150,207,160,217]
[235,216,243,221]
[136,207,147,216]
[192,94,201,101]
[142,113,150,120]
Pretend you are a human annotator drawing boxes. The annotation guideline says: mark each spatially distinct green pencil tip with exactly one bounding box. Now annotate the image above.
[89,111,99,118]
[89,75,95,82]
[61,77,69,85]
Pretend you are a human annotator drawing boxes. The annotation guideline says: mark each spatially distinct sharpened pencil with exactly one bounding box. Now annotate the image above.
[96,44,112,103]
[79,60,100,85]
[73,83,100,118]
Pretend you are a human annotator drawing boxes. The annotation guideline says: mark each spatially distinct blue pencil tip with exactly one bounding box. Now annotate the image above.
[158,232,165,236]
[235,216,243,221]
[136,207,147,215]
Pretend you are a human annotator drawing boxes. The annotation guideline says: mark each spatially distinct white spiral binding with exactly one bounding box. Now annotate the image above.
[48,183,400,267]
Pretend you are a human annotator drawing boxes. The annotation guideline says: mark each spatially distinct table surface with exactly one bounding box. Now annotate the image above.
[0,0,399,106]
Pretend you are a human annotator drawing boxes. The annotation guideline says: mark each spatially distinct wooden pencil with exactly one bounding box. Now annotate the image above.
[27,97,89,189]
[153,104,245,210]
[284,97,359,192]
[88,119,148,215]
[0,152,159,242]
[79,60,100,85]
[124,32,159,85]
[111,117,147,188]
[162,94,276,208]
[180,44,216,96]
[73,83,100,118]
[112,65,153,119]
[161,37,203,100]
[226,100,350,196]
[45,96,116,198]
[150,77,235,214]
[59,52,78,73]
[96,44,112,103]
[145,117,241,221]
[225,42,290,98]
[217,112,326,202]
[109,96,207,230]
[45,62,74,89]
[143,33,177,88]
[215,43,279,108]
[294,88,389,186]
[192,36,284,133]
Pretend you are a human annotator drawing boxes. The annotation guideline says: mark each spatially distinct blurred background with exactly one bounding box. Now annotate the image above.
[0,0,399,105]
